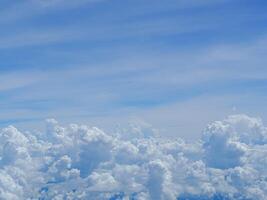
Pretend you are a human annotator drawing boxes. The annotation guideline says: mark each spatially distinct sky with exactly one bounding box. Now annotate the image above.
[1,0,267,140]
[2,1,267,199]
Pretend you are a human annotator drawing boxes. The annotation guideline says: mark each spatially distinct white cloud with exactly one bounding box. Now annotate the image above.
[0,114,266,199]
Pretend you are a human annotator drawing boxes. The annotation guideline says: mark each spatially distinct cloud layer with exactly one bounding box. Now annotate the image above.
[0,114,267,199]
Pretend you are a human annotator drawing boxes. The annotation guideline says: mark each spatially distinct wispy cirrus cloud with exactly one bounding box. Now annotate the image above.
[1,0,267,139]
[0,0,250,48]
[0,0,104,24]
[1,33,267,136]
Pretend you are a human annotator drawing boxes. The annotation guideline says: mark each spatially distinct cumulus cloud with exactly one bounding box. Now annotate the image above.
[0,114,266,199]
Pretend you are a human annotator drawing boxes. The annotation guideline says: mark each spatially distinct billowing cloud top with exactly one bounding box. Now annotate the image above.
[0,114,267,199]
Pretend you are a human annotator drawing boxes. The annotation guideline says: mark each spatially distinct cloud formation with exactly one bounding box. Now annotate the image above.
[0,114,266,199]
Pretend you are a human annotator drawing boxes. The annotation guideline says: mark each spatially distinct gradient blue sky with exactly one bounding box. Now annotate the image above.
[1,0,267,139]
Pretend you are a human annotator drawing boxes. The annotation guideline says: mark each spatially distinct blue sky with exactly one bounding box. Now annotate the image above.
[1,0,267,139]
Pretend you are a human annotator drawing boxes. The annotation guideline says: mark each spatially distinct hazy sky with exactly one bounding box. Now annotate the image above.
[1,0,267,140]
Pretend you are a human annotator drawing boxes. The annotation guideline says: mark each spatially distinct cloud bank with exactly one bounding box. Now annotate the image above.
[0,114,267,199]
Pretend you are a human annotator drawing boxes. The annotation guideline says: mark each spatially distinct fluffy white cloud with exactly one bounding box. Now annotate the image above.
[0,114,266,199]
